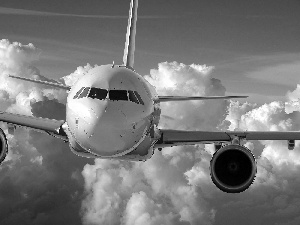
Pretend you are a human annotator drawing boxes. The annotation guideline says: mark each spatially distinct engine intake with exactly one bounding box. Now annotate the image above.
[0,128,8,165]
[210,144,256,193]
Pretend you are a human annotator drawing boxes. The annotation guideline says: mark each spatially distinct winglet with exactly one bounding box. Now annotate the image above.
[123,0,138,69]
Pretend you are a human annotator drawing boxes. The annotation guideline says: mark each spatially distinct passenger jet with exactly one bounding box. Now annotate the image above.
[1,0,300,193]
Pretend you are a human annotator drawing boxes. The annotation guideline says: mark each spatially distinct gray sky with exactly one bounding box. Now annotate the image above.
[1,1,300,225]
[1,0,300,103]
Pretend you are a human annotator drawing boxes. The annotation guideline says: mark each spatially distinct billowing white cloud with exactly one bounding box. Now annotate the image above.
[0,39,67,114]
[145,62,227,130]
[62,63,95,86]
[123,191,176,225]
[80,61,300,225]
[0,39,92,225]
[2,38,300,225]
[224,100,257,131]
[285,84,300,114]
[213,95,300,224]
[80,62,228,225]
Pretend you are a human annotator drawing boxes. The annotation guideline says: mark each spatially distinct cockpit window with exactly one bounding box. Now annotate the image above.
[109,90,128,101]
[134,91,144,105]
[78,87,90,99]
[75,86,144,105]
[88,88,108,100]
[73,87,85,99]
[128,90,139,104]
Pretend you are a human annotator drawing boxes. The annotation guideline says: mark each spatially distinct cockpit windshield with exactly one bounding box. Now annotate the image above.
[134,91,144,105]
[128,90,139,104]
[73,87,144,105]
[89,88,107,100]
[73,87,85,99]
[109,90,128,101]
[78,87,90,99]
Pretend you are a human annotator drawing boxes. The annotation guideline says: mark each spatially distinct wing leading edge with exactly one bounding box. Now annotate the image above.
[155,129,300,147]
[0,111,67,138]
[156,95,248,102]
[9,75,71,90]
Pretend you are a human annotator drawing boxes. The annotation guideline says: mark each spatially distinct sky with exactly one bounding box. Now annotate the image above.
[1,0,300,225]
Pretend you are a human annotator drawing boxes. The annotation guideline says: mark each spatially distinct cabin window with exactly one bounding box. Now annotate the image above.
[73,87,85,99]
[109,90,128,101]
[88,88,108,100]
[78,87,90,99]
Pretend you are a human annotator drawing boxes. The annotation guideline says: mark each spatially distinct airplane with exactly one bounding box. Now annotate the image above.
[1,0,300,193]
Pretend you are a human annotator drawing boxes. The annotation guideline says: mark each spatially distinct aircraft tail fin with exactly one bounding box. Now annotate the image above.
[123,0,138,69]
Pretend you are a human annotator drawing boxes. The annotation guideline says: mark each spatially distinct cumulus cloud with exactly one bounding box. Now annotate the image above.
[80,61,300,225]
[0,39,67,113]
[0,39,93,225]
[145,62,227,130]
[214,94,300,224]
[81,152,216,225]
[2,38,300,225]
[80,62,229,225]
[285,84,300,114]
[61,63,95,86]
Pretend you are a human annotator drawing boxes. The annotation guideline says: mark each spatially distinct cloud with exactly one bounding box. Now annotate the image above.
[61,63,95,87]
[0,7,174,19]
[123,191,183,225]
[144,62,227,130]
[285,84,300,114]
[245,61,300,87]
[80,62,228,225]
[31,97,66,120]
[80,60,300,225]
[81,152,216,225]
[2,38,300,225]
[213,97,300,224]
[0,39,93,225]
[211,53,300,103]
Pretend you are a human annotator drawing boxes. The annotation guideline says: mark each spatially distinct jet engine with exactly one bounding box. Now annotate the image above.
[210,144,257,193]
[0,128,8,165]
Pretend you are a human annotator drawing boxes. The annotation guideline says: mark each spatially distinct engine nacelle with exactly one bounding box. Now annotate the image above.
[0,128,8,165]
[210,144,257,193]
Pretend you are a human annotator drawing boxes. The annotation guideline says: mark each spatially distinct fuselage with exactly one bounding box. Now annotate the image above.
[64,64,161,160]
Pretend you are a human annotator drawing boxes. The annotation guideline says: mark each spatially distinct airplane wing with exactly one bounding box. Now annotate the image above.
[155,129,300,147]
[156,95,248,102]
[9,75,71,90]
[0,111,67,139]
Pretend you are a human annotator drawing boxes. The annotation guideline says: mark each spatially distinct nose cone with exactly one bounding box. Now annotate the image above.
[84,100,150,156]
[66,64,155,157]
[67,95,150,157]
[66,98,99,137]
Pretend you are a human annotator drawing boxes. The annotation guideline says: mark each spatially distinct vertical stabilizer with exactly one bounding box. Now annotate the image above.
[123,0,138,69]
